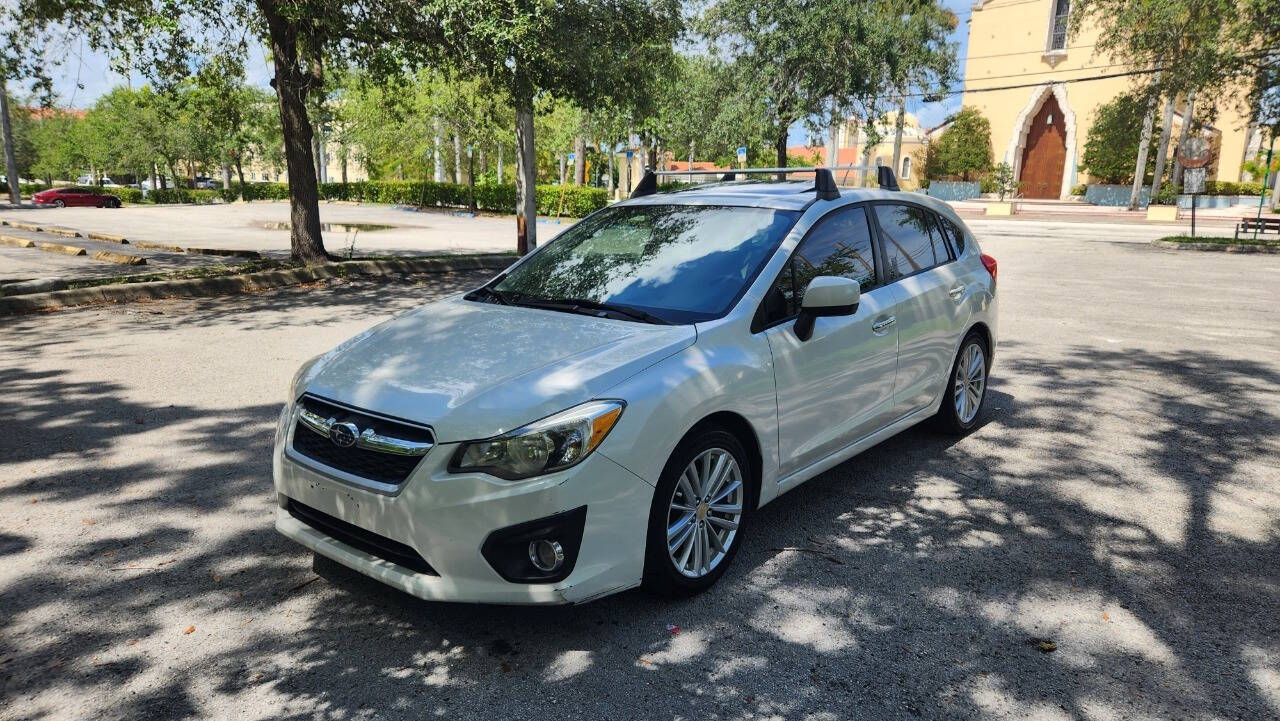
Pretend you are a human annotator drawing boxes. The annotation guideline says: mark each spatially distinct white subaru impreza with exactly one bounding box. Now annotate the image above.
[273,168,998,604]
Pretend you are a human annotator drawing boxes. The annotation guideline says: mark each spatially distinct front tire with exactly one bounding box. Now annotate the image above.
[643,427,749,597]
[935,331,989,435]
[53,199,65,208]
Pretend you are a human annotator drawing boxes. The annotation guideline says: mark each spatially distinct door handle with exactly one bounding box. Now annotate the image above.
[948,284,966,300]
[872,316,896,333]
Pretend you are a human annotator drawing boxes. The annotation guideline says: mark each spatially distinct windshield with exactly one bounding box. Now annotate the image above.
[491,204,800,324]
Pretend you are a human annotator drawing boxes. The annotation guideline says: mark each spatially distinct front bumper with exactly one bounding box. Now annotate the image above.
[272,405,654,605]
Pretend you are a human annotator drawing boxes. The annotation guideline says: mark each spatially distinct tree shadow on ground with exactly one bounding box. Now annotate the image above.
[2,334,1278,719]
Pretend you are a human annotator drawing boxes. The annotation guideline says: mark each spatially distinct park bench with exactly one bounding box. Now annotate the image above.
[1235,216,1280,240]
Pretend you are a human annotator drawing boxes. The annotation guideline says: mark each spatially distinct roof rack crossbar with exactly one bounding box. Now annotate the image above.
[632,164,900,199]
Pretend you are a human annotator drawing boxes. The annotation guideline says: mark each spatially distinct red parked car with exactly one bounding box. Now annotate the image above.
[32,186,122,208]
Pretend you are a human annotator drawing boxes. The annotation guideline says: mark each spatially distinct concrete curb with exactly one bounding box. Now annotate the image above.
[88,232,129,244]
[0,234,35,248]
[0,254,516,315]
[93,250,147,265]
[37,241,87,256]
[133,240,184,252]
[1151,239,1280,253]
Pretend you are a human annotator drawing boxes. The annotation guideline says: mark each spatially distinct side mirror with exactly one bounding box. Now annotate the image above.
[794,276,860,341]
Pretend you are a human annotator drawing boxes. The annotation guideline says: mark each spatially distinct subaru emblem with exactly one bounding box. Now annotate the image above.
[328,422,359,447]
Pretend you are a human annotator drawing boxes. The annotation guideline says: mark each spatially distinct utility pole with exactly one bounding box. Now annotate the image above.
[0,77,19,205]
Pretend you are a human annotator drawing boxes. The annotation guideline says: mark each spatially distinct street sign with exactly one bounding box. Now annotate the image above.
[625,150,634,160]
[1183,166,1206,194]
[736,146,747,166]
[1178,137,1211,169]
[567,152,575,162]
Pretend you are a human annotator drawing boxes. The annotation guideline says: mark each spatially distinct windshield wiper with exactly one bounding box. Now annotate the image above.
[466,286,510,305]
[514,296,672,325]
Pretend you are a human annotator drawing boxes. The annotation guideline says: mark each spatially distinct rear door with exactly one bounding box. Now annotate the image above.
[760,204,902,477]
[869,203,965,414]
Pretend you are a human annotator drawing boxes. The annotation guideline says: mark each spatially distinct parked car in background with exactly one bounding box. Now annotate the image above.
[274,166,998,604]
[33,186,122,208]
[75,174,121,187]
[193,176,219,189]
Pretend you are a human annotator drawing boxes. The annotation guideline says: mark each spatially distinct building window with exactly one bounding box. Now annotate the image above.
[1048,0,1070,51]
[901,156,912,180]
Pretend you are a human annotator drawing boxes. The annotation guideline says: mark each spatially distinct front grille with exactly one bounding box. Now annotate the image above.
[291,395,432,484]
[287,499,438,575]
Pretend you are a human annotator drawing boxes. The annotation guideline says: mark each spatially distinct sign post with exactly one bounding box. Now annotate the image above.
[737,146,747,168]
[1177,137,1211,238]
[1256,133,1275,241]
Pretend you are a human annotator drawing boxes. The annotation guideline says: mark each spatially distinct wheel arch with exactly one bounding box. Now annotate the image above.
[680,411,763,512]
[967,321,994,364]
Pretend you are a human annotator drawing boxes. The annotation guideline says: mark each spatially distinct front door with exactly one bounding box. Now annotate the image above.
[759,205,900,477]
[1019,95,1067,199]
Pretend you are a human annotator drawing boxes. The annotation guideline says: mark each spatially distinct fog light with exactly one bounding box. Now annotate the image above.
[528,539,564,572]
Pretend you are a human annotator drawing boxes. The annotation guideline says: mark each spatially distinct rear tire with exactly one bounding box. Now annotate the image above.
[934,331,989,435]
[53,199,65,208]
[105,198,120,208]
[643,427,749,597]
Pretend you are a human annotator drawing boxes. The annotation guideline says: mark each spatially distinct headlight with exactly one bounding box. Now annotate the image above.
[449,401,625,480]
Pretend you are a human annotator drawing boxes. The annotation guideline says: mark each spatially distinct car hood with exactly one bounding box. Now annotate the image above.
[299,296,696,442]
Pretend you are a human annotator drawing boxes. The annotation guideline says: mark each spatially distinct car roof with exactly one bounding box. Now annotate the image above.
[619,179,959,217]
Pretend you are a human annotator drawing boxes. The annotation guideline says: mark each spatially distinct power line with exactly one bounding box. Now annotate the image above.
[905,66,1162,100]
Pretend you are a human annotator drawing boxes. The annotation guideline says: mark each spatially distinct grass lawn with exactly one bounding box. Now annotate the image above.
[1160,235,1280,246]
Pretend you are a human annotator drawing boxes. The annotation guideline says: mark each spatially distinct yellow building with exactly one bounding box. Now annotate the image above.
[241,139,369,184]
[962,0,1256,198]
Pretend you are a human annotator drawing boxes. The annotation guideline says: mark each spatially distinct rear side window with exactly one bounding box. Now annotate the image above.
[761,205,877,323]
[936,215,966,256]
[874,204,951,280]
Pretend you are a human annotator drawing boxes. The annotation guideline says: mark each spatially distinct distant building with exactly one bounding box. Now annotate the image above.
[961,0,1256,198]
[240,139,369,184]
[787,111,930,190]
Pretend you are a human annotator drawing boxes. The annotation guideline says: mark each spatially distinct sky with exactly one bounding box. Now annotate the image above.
[41,0,971,143]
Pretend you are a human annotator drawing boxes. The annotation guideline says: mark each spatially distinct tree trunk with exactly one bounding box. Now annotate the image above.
[453,134,463,184]
[340,150,347,183]
[234,156,246,200]
[891,101,906,181]
[606,142,615,195]
[688,140,695,183]
[1128,96,1157,210]
[0,83,20,204]
[221,161,232,191]
[1150,96,1175,196]
[515,104,537,254]
[573,136,585,184]
[497,143,503,183]
[828,121,839,169]
[433,119,445,182]
[261,0,328,264]
[149,164,158,194]
[479,147,487,178]
[775,129,787,180]
[1172,92,1196,187]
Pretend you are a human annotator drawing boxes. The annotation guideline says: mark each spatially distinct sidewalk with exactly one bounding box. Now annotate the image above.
[947,197,1277,227]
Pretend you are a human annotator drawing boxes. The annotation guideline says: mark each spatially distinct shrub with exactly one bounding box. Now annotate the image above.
[1152,182,1178,205]
[931,107,993,181]
[112,187,145,204]
[148,188,221,204]
[536,185,608,217]
[19,183,51,197]
[1079,93,1161,184]
[1071,184,1087,196]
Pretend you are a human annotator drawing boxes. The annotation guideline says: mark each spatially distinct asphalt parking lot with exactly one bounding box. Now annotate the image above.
[2,223,1278,720]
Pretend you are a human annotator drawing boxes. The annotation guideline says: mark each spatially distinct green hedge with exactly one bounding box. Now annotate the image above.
[1202,180,1265,196]
[112,187,145,204]
[19,183,52,197]
[128,179,609,217]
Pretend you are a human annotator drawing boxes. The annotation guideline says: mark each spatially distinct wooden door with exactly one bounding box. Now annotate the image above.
[1019,95,1067,199]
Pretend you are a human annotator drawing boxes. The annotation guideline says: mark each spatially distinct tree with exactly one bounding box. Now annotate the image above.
[1079,94,1162,185]
[10,0,448,263]
[931,107,992,181]
[703,0,957,173]
[426,0,683,253]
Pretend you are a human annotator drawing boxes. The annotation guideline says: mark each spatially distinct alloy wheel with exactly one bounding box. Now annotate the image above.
[666,448,743,578]
[953,343,986,424]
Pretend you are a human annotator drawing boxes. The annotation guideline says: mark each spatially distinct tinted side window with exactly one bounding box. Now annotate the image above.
[762,205,877,323]
[936,215,966,256]
[874,204,950,280]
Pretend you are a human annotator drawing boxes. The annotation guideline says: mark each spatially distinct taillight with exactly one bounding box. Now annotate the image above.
[980,253,997,282]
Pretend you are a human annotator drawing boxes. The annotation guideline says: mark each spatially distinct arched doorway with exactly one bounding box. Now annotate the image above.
[1019,95,1068,199]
